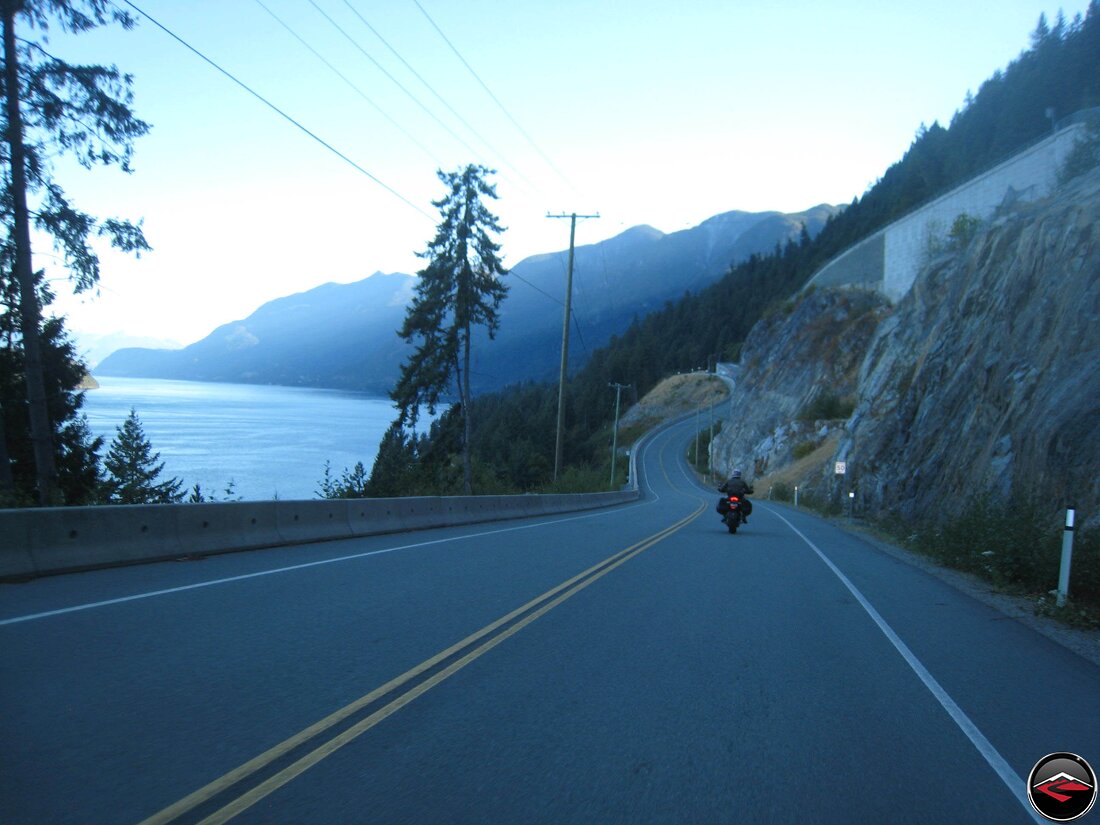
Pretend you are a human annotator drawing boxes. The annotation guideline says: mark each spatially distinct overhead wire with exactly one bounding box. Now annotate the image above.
[306,0,488,166]
[122,1,578,310]
[252,0,442,167]
[597,235,619,323]
[339,0,539,194]
[411,0,577,194]
[567,257,591,358]
[119,0,434,221]
[293,1,579,307]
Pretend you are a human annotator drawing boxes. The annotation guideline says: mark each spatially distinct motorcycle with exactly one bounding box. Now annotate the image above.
[717,494,745,533]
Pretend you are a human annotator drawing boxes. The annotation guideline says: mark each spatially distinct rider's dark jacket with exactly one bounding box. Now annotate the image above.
[719,477,753,497]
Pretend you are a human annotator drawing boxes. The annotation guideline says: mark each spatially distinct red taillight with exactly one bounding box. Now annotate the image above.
[728,496,739,502]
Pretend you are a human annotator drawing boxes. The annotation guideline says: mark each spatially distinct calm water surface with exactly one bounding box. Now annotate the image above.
[82,377,397,501]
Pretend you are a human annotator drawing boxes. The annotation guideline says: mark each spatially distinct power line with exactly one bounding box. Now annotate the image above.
[412,0,575,192]
[306,0,487,164]
[571,307,589,357]
[556,249,590,356]
[547,211,598,480]
[120,0,434,221]
[252,0,442,167]
[509,270,562,306]
[340,0,538,193]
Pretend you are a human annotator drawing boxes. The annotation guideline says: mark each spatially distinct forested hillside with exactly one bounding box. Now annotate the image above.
[365,9,1100,497]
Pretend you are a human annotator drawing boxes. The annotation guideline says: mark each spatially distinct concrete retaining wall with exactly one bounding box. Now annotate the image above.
[0,489,638,581]
[806,122,1085,300]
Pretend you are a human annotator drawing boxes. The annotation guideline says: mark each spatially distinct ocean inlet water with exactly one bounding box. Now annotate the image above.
[81,377,408,501]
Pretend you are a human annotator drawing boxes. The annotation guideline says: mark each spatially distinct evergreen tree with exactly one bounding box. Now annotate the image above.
[367,420,419,497]
[0,270,103,505]
[316,459,371,499]
[101,408,183,504]
[393,164,508,495]
[1,0,150,504]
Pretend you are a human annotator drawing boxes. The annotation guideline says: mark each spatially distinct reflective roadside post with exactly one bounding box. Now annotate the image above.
[708,402,714,484]
[835,461,847,515]
[694,406,700,470]
[609,383,630,489]
[1057,507,1076,607]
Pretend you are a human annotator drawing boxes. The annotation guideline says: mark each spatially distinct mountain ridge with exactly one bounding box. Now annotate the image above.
[96,203,839,393]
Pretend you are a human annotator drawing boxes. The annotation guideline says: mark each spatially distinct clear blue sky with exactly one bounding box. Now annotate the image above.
[37,0,1089,352]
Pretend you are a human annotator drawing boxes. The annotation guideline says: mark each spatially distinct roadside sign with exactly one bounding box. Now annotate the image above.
[835,462,846,475]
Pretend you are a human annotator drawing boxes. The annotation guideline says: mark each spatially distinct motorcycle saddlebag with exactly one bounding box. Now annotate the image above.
[717,497,731,515]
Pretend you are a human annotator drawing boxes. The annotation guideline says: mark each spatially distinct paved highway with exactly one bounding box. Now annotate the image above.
[2,416,1098,824]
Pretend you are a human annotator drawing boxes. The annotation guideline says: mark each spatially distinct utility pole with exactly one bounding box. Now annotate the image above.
[609,382,631,488]
[694,406,700,469]
[708,402,714,484]
[548,211,599,481]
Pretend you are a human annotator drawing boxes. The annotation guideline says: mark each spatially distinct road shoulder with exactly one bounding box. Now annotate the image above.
[831,517,1100,668]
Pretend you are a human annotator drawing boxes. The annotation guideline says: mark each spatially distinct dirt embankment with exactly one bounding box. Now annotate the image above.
[618,373,729,441]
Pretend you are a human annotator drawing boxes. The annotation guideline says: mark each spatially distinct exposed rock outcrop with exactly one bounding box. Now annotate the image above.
[838,166,1100,524]
[709,288,889,478]
[711,166,1100,526]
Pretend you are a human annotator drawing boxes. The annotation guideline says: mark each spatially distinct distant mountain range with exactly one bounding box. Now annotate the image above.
[78,331,182,370]
[96,204,839,394]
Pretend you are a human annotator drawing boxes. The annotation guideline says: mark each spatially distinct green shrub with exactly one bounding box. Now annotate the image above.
[1058,119,1100,185]
[797,392,855,422]
[791,440,820,460]
[904,496,1099,622]
[771,481,793,502]
[947,212,982,249]
[538,464,621,494]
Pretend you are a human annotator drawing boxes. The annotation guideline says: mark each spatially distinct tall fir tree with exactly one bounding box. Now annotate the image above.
[101,408,183,504]
[366,420,418,497]
[392,164,508,495]
[1,0,149,504]
[0,267,103,505]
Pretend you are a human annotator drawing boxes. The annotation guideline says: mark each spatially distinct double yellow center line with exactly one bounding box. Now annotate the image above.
[140,502,705,824]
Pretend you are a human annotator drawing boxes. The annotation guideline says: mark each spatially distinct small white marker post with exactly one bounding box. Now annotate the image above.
[794,485,799,508]
[1057,507,1076,608]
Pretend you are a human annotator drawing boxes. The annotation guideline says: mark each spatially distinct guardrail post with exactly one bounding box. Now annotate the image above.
[1057,507,1076,608]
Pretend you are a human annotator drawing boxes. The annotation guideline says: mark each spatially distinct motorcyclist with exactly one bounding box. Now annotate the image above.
[718,469,754,522]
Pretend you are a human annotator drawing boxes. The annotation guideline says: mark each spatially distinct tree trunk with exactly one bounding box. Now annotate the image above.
[0,398,13,497]
[3,3,58,505]
[462,322,472,496]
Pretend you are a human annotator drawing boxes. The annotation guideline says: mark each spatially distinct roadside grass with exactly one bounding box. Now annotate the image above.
[756,442,1099,629]
[901,498,1100,629]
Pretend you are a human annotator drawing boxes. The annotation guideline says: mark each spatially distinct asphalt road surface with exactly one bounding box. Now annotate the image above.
[3,416,1098,824]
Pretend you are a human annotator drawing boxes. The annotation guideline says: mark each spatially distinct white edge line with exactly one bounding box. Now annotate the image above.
[766,505,1045,824]
[0,502,650,627]
[2,419,676,628]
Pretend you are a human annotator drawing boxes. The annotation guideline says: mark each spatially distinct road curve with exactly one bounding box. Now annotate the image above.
[2,415,1097,824]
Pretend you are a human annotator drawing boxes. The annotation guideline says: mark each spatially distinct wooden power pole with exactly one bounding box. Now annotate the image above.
[547,211,598,481]
[609,382,631,488]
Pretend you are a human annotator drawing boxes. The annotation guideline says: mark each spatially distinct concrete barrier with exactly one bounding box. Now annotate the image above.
[0,487,640,580]
[22,504,185,576]
[346,499,404,537]
[174,501,282,556]
[275,500,354,545]
[0,510,36,579]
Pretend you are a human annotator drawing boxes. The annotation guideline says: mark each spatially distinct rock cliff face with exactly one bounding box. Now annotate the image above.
[711,166,1100,526]
[710,288,889,478]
